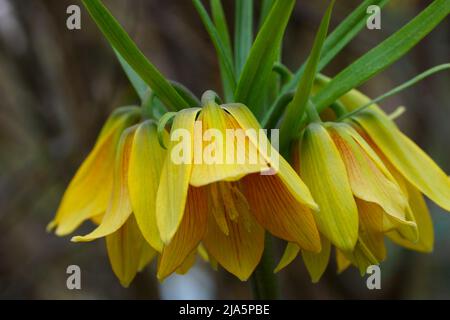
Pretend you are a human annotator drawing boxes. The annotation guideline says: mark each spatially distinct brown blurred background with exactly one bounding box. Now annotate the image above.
[0,0,449,299]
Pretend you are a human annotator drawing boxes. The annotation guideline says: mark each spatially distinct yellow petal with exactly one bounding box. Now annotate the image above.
[356,199,416,241]
[274,243,300,273]
[203,194,265,281]
[50,108,140,235]
[388,176,434,253]
[157,186,208,280]
[176,251,197,275]
[353,109,450,211]
[138,242,157,272]
[197,244,218,271]
[106,215,150,287]
[190,102,269,186]
[328,123,409,223]
[129,121,166,252]
[72,126,136,242]
[243,173,321,252]
[223,103,318,209]
[156,108,200,244]
[335,249,351,274]
[299,123,358,251]
[302,236,331,283]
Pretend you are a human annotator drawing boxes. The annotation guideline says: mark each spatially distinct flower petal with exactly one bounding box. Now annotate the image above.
[129,121,166,252]
[72,126,136,242]
[223,103,318,209]
[274,243,300,273]
[299,123,358,251]
[335,249,351,274]
[328,123,409,223]
[190,102,269,186]
[157,108,200,244]
[302,236,331,283]
[388,176,434,253]
[157,186,208,280]
[203,196,265,281]
[353,109,450,211]
[50,108,140,235]
[243,173,321,252]
[106,215,151,287]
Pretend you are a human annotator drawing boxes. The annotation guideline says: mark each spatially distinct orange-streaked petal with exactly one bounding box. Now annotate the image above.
[190,102,269,186]
[353,109,450,211]
[203,195,265,281]
[72,126,136,242]
[157,186,208,280]
[49,107,140,235]
[243,173,321,252]
[328,123,409,223]
[223,103,318,210]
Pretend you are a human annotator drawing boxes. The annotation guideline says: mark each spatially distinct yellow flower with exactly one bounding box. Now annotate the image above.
[51,111,172,286]
[340,89,450,251]
[277,88,450,282]
[48,107,140,235]
[156,101,321,281]
[276,120,417,281]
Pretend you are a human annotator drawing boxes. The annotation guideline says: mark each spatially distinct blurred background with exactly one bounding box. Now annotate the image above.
[0,0,449,299]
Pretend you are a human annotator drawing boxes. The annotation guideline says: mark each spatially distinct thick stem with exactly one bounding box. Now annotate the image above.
[250,234,280,300]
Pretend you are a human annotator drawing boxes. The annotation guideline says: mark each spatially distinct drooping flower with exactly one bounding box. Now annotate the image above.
[48,106,141,236]
[50,112,171,286]
[276,120,418,281]
[277,87,450,282]
[156,100,321,280]
[340,89,450,251]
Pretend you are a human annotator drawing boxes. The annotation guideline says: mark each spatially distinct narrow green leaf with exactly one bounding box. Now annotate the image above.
[210,0,234,102]
[170,81,201,107]
[193,0,236,97]
[258,0,276,29]
[235,0,295,116]
[314,0,450,113]
[279,1,335,154]
[234,0,253,76]
[339,63,450,120]
[81,0,189,111]
[115,49,148,102]
[284,0,389,93]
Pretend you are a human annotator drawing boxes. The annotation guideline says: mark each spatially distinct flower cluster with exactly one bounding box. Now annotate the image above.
[49,88,450,286]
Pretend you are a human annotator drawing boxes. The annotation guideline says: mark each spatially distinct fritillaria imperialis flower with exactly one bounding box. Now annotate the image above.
[156,100,321,280]
[276,89,450,282]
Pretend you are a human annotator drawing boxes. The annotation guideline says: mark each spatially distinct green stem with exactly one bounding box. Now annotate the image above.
[251,234,280,300]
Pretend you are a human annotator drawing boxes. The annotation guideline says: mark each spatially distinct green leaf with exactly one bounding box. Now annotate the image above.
[339,63,450,120]
[258,0,275,29]
[313,0,450,113]
[234,0,253,76]
[235,0,295,116]
[279,1,335,154]
[210,0,234,102]
[170,81,201,108]
[81,0,189,111]
[115,49,148,102]
[284,0,389,93]
[193,0,236,98]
